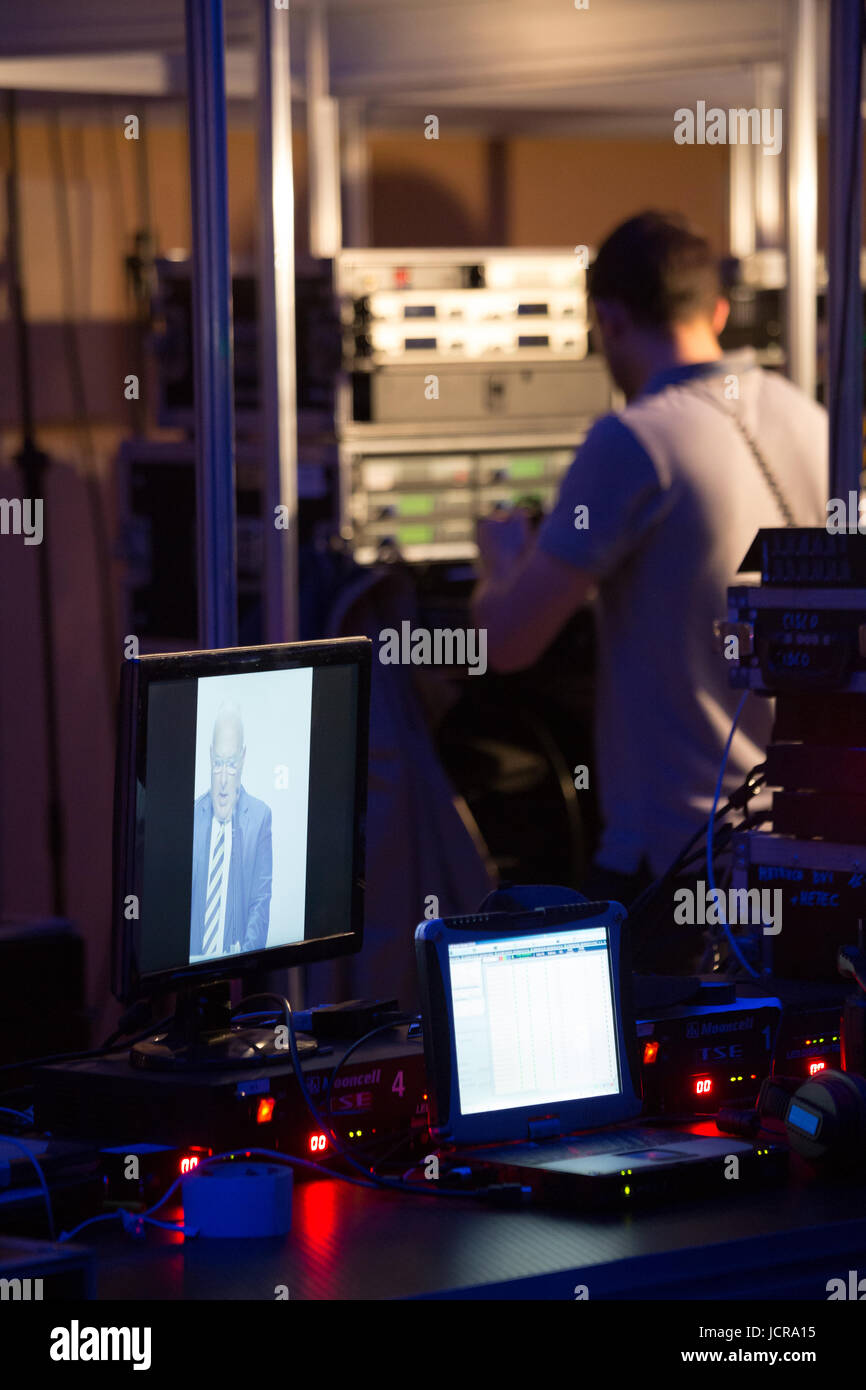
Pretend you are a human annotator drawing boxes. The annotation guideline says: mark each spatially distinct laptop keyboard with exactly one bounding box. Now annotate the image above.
[482,1127,703,1163]
[567,1127,699,1155]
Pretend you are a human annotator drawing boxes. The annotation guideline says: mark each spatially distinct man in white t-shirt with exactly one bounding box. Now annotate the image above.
[472,212,827,969]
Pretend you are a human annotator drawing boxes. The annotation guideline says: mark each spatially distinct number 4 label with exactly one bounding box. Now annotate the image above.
[391,1069,405,1097]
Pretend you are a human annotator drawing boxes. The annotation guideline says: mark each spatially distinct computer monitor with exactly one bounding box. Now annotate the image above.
[113,638,370,1019]
[415,902,641,1145]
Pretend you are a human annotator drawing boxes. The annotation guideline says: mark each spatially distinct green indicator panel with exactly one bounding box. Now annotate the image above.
[507,456,545,479]
[397,494,434,517]
[397,524,436,544]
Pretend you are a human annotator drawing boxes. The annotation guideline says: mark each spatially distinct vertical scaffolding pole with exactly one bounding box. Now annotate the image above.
[185,0,237,649]
[306,1,342,258]
[728,142,755,259]
[256,0,299,642]
[754,63,784,250]
[784,0,818,399]
[342,99,370,249]
[827,0,864,501]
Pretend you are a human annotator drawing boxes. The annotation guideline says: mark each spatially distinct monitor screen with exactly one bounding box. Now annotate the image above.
[113,639,370,998]
[447,925,621,1117]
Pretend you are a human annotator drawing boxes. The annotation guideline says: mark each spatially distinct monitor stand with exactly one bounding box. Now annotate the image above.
[130,982,318,1071]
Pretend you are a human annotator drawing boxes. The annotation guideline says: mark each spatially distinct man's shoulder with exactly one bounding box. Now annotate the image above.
[238,788,272,824]
[194,790,211,815]
[573,410,658,477]
[753,364,828,423]
[582,409,645,450]
[621,361,827,466]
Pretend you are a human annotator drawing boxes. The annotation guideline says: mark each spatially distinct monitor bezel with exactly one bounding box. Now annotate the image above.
[415,903,642,1146]
[113,637,370,1002]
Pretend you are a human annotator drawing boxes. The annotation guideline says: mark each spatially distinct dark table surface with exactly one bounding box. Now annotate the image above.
[85,1156,866,1301]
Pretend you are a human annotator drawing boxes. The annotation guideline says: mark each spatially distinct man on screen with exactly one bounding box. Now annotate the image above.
[189,703,272,962]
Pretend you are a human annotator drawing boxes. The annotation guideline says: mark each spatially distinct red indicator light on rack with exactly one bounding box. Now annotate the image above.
[694,1078,713,1096]
[256,1097,275,1124]
[642,1041,659,1065]
[179,1155,200,1175]
[308,1133,328,1154]
[808,1060,826,1076]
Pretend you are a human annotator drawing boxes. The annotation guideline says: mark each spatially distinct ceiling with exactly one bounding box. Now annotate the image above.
[0,0,833,135]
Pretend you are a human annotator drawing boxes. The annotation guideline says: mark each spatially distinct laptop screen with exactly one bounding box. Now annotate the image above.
[447,925,622,1117]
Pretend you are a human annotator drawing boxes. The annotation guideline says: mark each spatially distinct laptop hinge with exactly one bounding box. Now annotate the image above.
[528,1117,560,1141]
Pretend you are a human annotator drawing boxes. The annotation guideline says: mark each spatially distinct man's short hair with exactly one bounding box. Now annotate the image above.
[588,211,722,329]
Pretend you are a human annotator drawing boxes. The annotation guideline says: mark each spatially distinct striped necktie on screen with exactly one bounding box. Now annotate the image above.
[202,821,226,956]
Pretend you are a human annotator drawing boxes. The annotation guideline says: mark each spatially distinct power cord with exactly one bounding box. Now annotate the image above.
[706,691,761,978]
[0,1134,56,1241]
[0,1014,174,1079]
[0,1105,34,1128]
[229,993,523,1204]
[57,1131,522,1247]
[627,761,766,928]
[322,1017,417,1114]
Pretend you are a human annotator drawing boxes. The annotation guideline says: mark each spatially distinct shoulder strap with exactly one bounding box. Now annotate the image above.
[689,381,797,527]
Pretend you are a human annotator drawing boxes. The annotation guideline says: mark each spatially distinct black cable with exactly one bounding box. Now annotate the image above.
[231,1003,424,1167]
[48,110,119,728]
[99,99,144,436]
[100,100,129,254]
[232,993,411,1187]
[232,994,499,1202]
[626,764,766,926]
[323,1017,416,1114]
[0,1015,173,1078]
[627,817,734,923]
[100,998,156,1050]
[5,90,65,916]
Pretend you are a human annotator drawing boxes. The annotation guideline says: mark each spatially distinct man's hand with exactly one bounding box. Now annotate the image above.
[476,507,533,583]
[472,529,596,674]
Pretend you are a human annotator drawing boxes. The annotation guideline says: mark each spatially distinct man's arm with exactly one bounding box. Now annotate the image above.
[242,806,272,952]
[471,414,666,673]
[472,542,595,673]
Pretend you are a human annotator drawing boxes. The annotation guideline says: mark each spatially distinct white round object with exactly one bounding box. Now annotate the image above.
[182,1161,293,1238]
